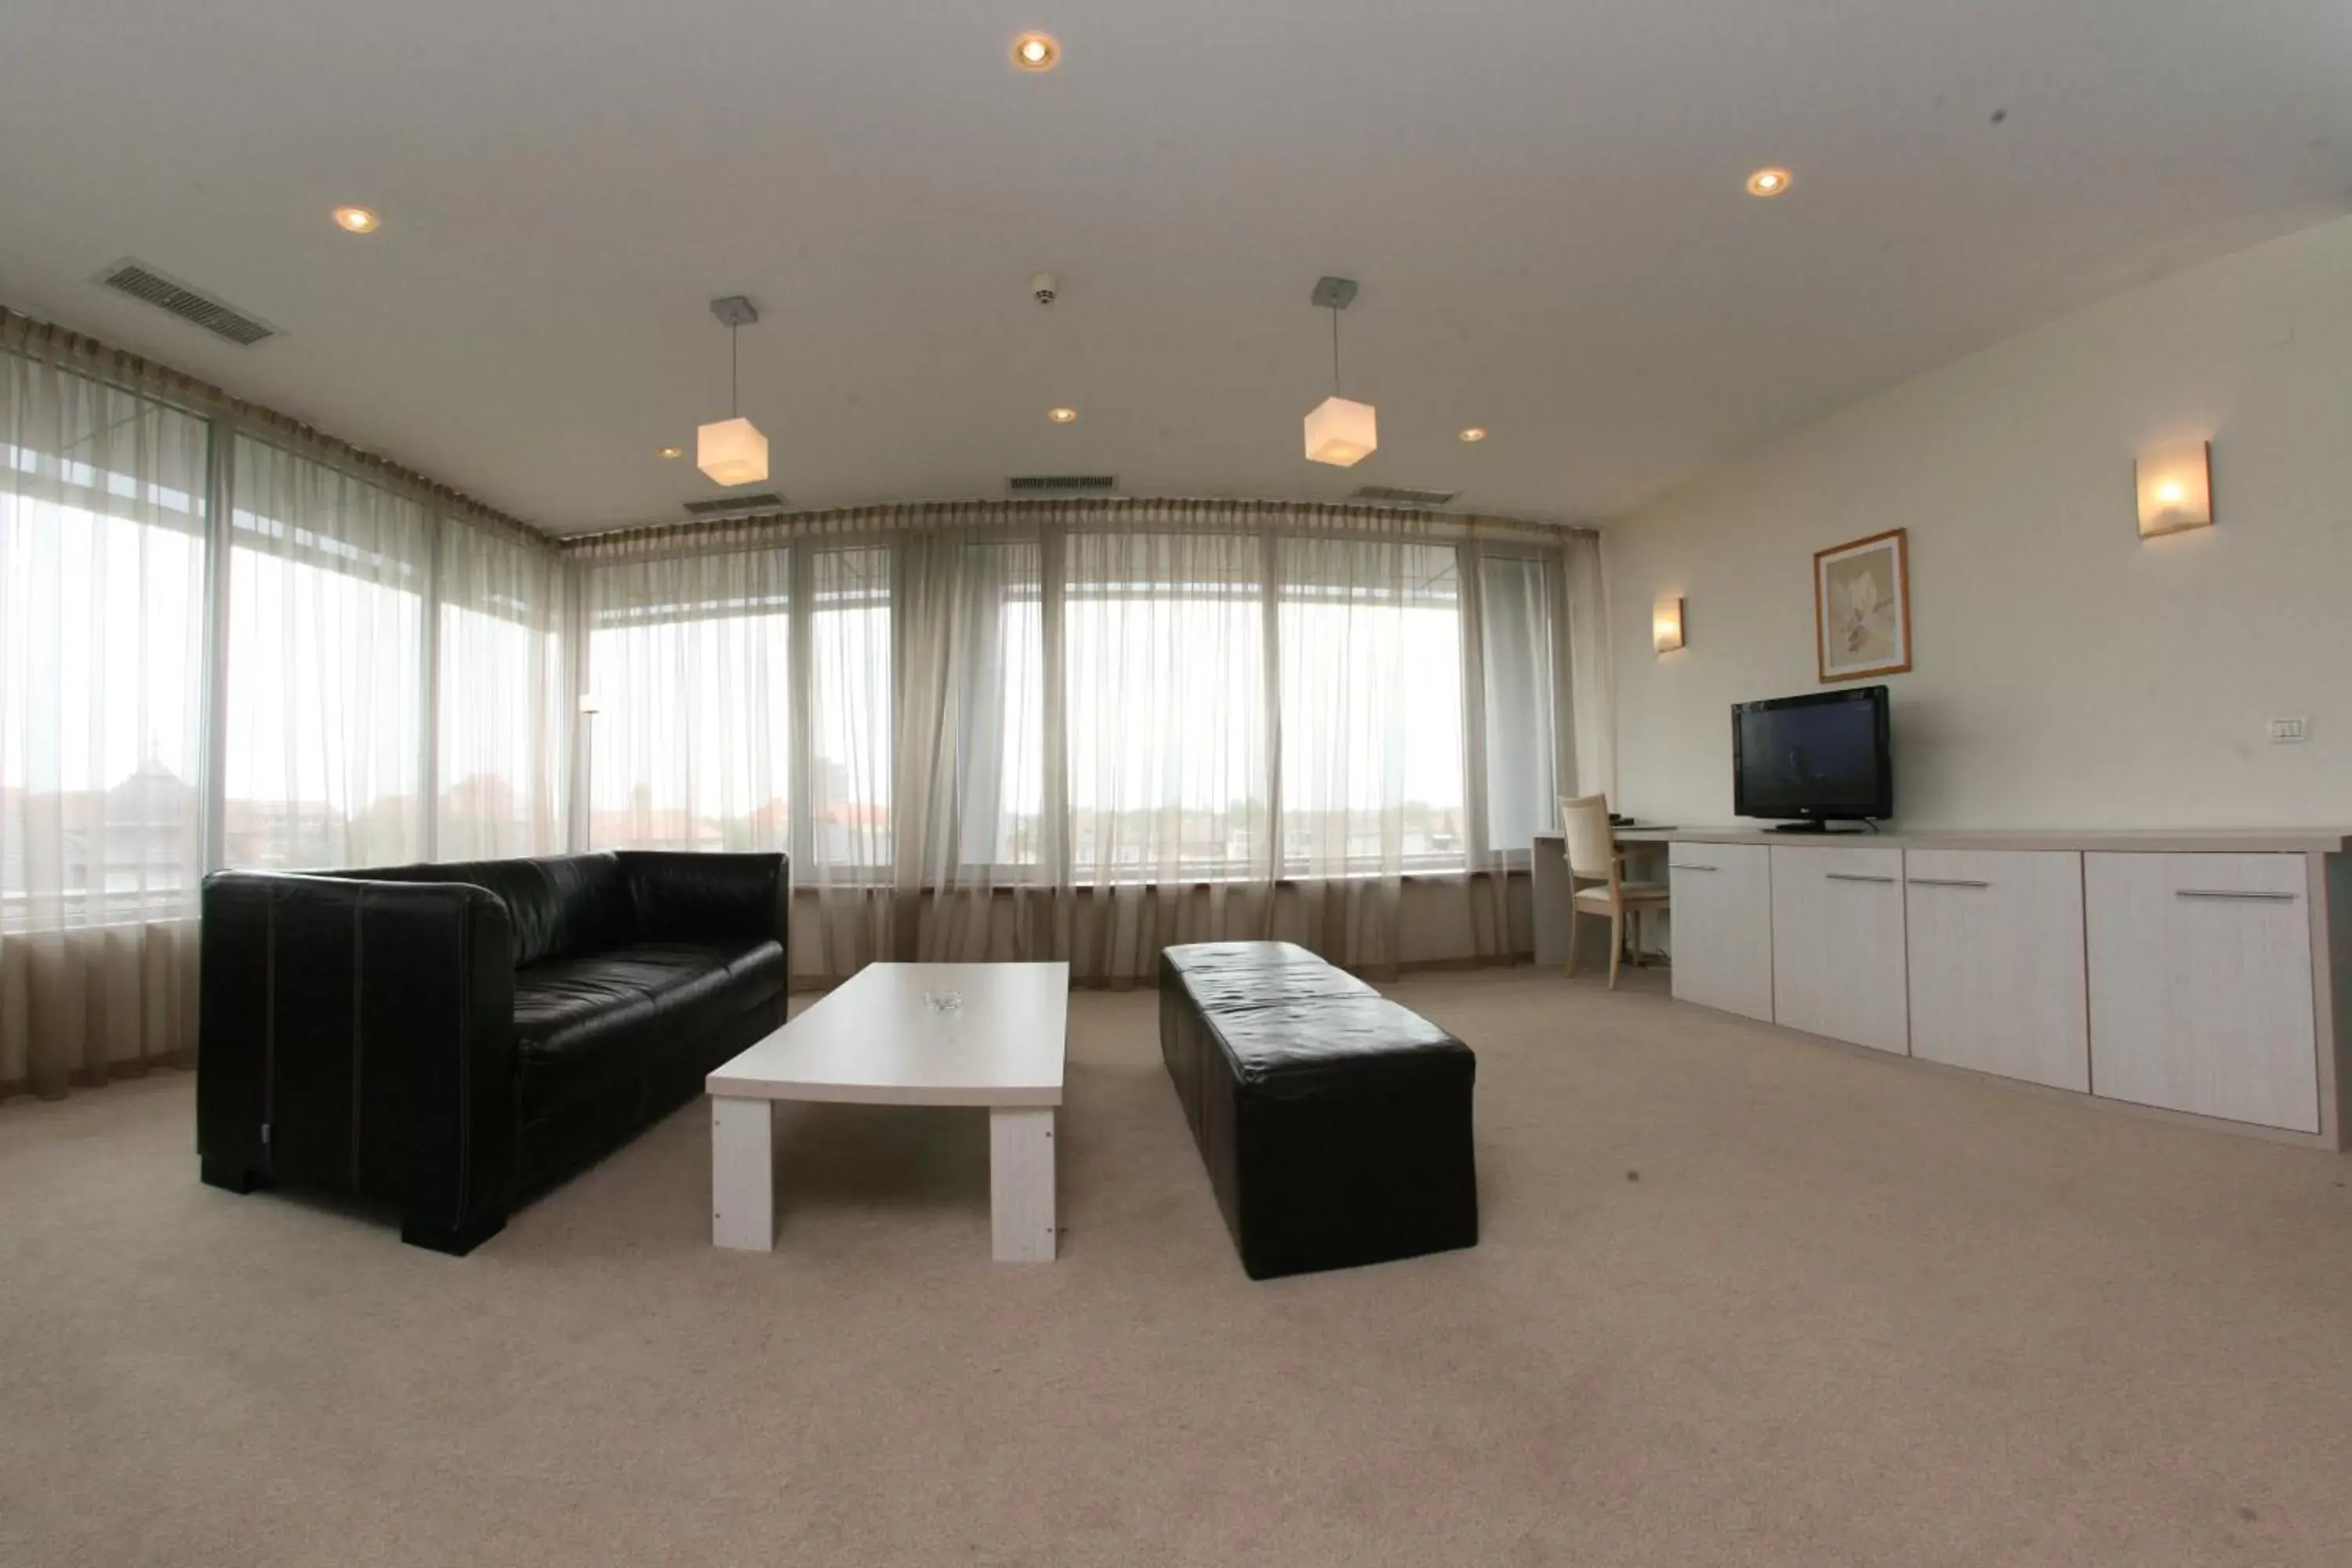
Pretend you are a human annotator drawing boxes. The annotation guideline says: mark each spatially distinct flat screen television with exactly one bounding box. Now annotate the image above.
[1732,686,1892,828]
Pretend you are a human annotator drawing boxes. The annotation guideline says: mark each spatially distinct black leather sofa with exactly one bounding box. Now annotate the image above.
[1159,941,1479,1279]
[197,851,788,1254]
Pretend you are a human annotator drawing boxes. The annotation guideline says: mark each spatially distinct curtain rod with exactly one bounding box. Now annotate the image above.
[554,495,1597,556]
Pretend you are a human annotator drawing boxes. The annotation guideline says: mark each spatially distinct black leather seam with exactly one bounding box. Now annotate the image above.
[453,897,471,1228]
[350,891,365,1190]
[262,885,277,1176]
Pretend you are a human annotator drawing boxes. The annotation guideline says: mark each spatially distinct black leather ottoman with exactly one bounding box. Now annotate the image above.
[1159,942,1479,1279]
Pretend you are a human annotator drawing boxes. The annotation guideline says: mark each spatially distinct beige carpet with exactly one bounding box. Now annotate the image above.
[5,970,2352,1567]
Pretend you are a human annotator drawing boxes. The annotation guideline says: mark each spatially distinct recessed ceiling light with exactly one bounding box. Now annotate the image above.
[1745,168,1791,198]
[658,445,684,459]
[1458,427,1488,443]
[1047,406,1077,423]
[1013,32,1059,71]
[333,206,380,234]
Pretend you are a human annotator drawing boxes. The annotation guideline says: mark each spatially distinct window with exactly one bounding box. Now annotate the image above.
[223,439,430,869]
[1278,538,1466,873]
[807,547,894,870]
[1063,532,1269,883]
[584,547,792,852]
[438,520,566,858]
[1,368,209,927]
[947,540,1044,869]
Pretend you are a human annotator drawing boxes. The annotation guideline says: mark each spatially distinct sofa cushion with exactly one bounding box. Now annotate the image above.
[514,938,784,1112]
[336,852,636,968]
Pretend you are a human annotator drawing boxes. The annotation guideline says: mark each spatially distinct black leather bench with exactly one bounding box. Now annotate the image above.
[1159,942,1478,1279]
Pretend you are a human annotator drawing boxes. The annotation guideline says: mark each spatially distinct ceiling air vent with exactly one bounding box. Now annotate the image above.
[1007,474,1117,493]
[682,492,786,518]
[93,258,278,347]
[1351,485,1458,509]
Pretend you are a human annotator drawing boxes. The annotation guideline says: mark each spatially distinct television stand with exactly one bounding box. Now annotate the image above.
[1769,820,1867,833]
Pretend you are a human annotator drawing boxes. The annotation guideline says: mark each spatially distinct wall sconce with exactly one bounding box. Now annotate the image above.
[1653,594,1686,653]
[2136,440,2213,538]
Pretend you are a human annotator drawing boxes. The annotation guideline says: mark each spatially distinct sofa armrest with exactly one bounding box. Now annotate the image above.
[198,870,517,1254]
[618,851,789,948]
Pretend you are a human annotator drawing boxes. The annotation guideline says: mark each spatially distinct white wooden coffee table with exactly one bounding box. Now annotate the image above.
[704,961,1069,1261]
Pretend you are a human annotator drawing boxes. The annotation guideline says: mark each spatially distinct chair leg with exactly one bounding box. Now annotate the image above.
[1608,906,1624,990]
[1564,908,1581,976]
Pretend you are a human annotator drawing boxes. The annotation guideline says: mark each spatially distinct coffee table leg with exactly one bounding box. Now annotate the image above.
[711,1096,775,1250]
[989,1107,1057,1262]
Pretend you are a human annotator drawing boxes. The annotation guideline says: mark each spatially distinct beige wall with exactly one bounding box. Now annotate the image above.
[1608,214,2352,830]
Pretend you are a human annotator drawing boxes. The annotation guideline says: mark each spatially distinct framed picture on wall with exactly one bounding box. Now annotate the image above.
[1813,528,1911,682]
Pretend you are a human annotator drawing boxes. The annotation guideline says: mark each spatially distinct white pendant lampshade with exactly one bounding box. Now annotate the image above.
[697,416,769,486]
[1304,395,1378,467]
[1303,278,1376,468]
[697,296,769,487]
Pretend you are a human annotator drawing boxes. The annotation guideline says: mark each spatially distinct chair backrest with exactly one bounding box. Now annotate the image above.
[1556,794,1617,880]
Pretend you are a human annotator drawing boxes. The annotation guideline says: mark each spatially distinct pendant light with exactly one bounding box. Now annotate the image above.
[697,296,769,487]
[1303,275,1376,467]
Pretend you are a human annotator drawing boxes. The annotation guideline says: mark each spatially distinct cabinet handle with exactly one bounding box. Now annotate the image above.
[2175,888,2298,903]
[1669,863,1717,873]
[1824,872,1896,884]
[1906,877,1991,890]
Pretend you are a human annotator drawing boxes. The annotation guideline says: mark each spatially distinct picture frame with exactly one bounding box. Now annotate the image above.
[1813,528,1911,682]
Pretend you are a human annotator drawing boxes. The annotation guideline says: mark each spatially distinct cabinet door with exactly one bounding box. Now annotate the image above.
[1770,844,1909,1054]
[1904,850,2089,1091]
[2085,853,2319,1132]
[1668,843,1773,1022]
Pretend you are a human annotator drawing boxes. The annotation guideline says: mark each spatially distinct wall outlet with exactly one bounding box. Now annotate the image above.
[2270,717,2308,744]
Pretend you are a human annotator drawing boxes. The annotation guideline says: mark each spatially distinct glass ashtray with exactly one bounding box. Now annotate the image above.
[924,989,964,1014]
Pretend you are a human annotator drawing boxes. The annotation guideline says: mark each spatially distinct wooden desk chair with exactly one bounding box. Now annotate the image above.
[1557,793,1670,990]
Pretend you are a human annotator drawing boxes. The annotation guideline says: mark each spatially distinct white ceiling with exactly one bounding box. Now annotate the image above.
[3,2,2347,534]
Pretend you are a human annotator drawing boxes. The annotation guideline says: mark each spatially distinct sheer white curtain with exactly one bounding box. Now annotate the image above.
[1476,550,1560,856]
[1559,528,1613,799]
[797,544,895,972]
[1060,527,1273,976]
[223,437,430,869]
[579,542,793,854]
[1278,532,1467,969]
[886,530,1049,964]
[437,517,568,858]
[1,340,208,1098]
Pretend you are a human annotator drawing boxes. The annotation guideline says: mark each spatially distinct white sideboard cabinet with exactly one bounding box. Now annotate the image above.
[1769,845,1909,1054]
[1666,843,1773,1022]
[2085,852,2321,1134]
[1904,848,2090,1092]
[1532,826,2352,1148]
